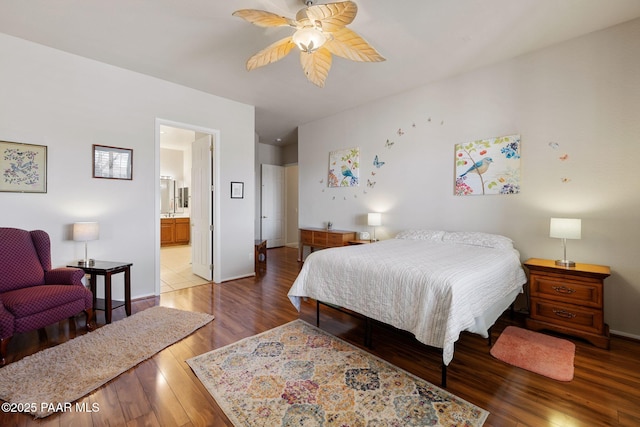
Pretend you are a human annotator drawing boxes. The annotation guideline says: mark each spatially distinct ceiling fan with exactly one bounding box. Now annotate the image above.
[233,0,385,87]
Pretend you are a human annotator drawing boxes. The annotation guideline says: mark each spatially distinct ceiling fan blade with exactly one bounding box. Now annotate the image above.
[246,37,296,71]
[232,9,296,27]
[300,48,333,87]
[301,1,357,32]
[325,27,385,62]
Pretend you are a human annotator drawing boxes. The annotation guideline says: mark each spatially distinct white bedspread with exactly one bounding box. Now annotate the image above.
[288,238,526,365]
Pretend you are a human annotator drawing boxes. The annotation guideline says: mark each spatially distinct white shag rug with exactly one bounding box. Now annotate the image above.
[0,306,214,418]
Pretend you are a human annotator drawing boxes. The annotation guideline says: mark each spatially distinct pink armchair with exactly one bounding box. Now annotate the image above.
[0,228,94,365]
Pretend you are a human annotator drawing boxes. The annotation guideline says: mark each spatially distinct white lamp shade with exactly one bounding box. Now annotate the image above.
[549,218,581,239]
[367,213,382,227]
[73,222,99,242]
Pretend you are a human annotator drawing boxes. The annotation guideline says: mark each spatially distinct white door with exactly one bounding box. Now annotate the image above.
[191,134,213,280]
[261,164,285,248]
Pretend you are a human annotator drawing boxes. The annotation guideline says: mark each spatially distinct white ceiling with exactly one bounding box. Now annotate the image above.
[2,0,640,146]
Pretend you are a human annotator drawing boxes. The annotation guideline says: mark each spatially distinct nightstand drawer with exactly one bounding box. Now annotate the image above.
[530,298,604,334]
[530,273,602,308]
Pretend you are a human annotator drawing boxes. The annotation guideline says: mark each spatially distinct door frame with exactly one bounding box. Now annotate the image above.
[154,118,221,295]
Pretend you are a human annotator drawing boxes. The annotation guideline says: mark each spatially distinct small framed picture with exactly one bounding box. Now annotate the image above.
[231,181,244,199]
[93,144,133,180]
[0,140,48,193]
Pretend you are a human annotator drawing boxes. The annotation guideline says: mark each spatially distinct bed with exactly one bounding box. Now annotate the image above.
[288,229,527,385]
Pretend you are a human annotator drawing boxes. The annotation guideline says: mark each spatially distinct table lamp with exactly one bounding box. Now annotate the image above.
[549,218,581,267]
[73,222,99,266]
[368,212,382,242]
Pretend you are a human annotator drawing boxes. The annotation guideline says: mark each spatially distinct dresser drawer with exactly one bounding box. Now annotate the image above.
[530,273,602,308]
[530,298,604,334]
[328,233,348,246]
[300,230,314,245]
[312,231,328,246]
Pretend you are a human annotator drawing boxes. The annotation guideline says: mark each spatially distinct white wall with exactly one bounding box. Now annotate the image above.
[298,19,640,338]
[0,33,255,299]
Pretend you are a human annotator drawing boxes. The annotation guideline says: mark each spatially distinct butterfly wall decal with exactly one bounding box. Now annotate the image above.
[367,179,376,188]
[385,139,394,149]
[373,155,385,168]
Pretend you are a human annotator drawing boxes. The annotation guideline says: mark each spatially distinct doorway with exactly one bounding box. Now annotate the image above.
[156,119,220,295]
[261,164,285,248]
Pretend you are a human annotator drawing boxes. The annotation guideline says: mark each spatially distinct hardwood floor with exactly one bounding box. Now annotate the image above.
[1,247,639,426]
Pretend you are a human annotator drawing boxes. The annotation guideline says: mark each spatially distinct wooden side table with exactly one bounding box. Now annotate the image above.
[254,239,267,272]
[69,260,133,324]
[524,258,611,349]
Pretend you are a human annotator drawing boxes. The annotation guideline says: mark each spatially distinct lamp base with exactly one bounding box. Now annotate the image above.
[555,259,576,267]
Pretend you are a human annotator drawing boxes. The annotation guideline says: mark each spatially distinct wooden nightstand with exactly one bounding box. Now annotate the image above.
[524,258,611,349]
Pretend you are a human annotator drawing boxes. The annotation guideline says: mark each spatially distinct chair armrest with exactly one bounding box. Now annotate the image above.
[45,267,85,286]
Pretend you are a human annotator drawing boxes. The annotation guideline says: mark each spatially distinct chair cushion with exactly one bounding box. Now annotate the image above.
[0,228,45,292]
[0,285,89,318]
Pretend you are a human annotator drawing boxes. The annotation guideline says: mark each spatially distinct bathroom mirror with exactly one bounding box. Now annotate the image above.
[160,177,185,215]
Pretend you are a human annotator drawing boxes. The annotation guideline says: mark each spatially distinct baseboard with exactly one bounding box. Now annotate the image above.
[610,329,640,342]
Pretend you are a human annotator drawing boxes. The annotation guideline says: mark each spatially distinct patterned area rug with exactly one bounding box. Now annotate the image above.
[490,326,575,381]
[0,306,214,418]
[188,319,489,426]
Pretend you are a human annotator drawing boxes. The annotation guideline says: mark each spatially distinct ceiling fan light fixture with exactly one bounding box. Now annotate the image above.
[233,1,385,87]
[292,26,327,53]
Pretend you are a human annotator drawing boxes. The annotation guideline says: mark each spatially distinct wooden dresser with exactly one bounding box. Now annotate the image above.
[524,258,611,349]
[298,227,356,261]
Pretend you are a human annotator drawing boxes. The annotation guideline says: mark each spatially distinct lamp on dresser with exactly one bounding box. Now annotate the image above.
[549,217,581,267]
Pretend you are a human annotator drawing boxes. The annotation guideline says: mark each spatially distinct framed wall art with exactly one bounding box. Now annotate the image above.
[231,181,244,199]
[93,144,133,180]
[454,134,521,196]
[0,140,47,193]
[328,147,360,187]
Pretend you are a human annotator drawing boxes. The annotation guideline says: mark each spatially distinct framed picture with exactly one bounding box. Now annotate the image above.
[231,181,244,199]
[328,147,360,187]
[93,144,133,180]
[454,134,521,196]
[0,140,47,193]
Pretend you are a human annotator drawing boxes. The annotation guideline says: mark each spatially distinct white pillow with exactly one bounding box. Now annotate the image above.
[442,231,513,249]
[395,229,445,241]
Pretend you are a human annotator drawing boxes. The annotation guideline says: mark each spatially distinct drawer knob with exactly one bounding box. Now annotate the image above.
[552,285,576,294]
[553,309,577,319]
